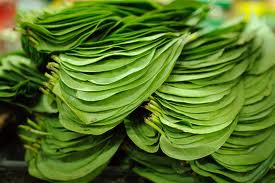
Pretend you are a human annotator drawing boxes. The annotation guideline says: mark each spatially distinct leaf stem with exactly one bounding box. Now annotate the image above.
[144,117,165,136]
[19,125,48,136]
[24,144,38,154]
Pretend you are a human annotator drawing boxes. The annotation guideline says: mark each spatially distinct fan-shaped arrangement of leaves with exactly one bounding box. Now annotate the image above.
[19,115,123,183]
[189,19,275,183]
[18,0,207,135]
[125,18,275,183]
[0,0,273,183]
[0,53,45,105]
[19,0,161,65]
[125,20,257,159]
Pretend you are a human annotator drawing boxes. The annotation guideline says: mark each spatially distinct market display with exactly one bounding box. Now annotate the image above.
[0,0,274,183]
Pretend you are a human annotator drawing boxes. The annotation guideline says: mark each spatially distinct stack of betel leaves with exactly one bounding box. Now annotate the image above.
[19,0,207,135]
[126,20,251,158]
[19,115,124,182]
[0,0,272,182]
[0,52,45,106]
[189,19,275,183]
[125,16,275,183]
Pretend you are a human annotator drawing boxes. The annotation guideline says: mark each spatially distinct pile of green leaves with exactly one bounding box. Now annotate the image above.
[126,20,251,159]
[125,17,275,182]
[0,0,271,183]
[189,19,275,183]
[18,0,207,135]
[19,0,161,66]
[125,144,210,183]
[0,52,45,106]
[19,115,123,183]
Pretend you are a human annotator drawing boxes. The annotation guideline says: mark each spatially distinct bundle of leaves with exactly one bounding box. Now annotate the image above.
[189,19,275,183]
[0,52,45,106]
[19,0,207,135]
[19,115,123,183]
[125,18,275,183]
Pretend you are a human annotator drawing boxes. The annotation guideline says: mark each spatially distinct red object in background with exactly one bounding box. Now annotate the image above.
[0,0,16,30]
